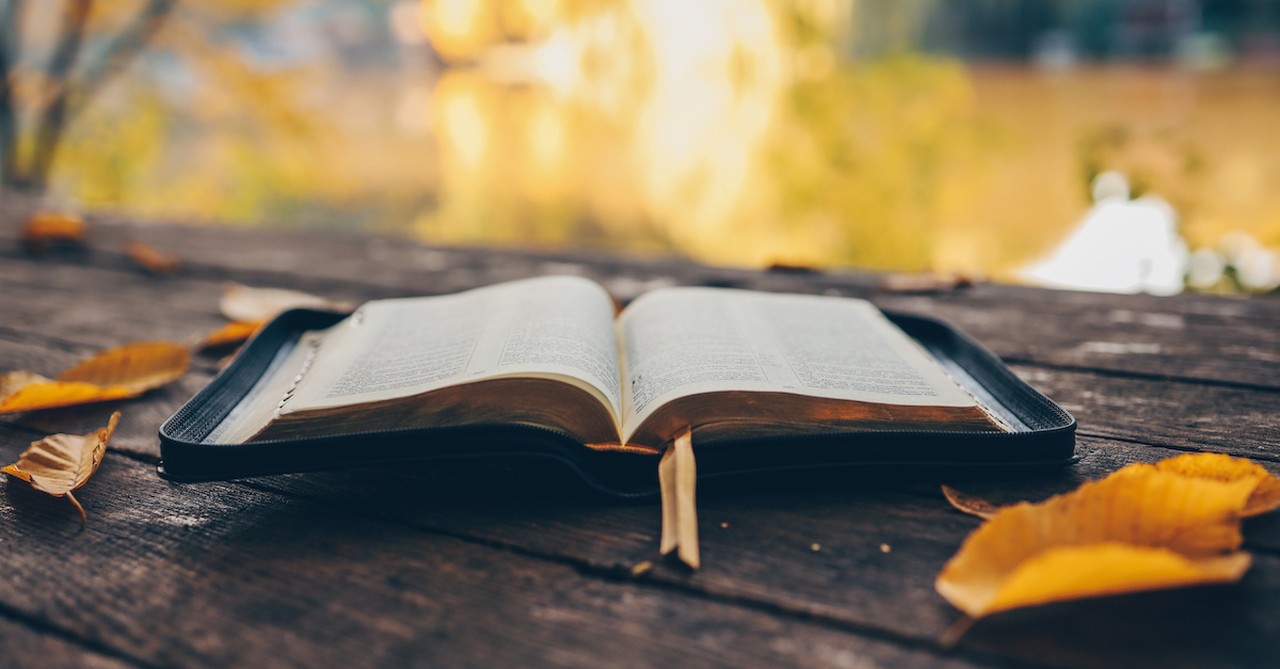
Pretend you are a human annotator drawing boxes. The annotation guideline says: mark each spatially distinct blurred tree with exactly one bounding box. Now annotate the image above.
[0,0,175,192]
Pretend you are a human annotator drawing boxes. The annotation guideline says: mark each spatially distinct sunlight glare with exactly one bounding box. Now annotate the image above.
[434,80,488,170]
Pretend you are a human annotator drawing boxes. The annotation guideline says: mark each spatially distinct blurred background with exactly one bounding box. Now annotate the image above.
[3,0,1279,294]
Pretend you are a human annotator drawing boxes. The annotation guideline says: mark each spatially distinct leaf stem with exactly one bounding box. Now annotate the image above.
[938,614,975,650]
[65,490,86,528]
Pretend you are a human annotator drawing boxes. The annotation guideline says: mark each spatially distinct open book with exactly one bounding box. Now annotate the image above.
[210,276,1006,449]
[166,276,1076,568]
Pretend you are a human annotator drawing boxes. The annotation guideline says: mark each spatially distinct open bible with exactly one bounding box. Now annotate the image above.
[208,276,1006,449]
[163,275,1075,568]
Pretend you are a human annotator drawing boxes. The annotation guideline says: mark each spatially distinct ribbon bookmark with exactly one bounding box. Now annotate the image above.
[658,426,699,570]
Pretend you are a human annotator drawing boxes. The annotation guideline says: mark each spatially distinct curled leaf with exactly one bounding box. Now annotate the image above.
[942,485,1000,519]
[220,283,351,324]
[943,454,1280,523]
[126,239,182,275]
[22,211,87,255]
[936,467,1256,619]
[1145,453,1280,517]
[2,411,120,524]
[198,321,263,351]
[0,342,189,413]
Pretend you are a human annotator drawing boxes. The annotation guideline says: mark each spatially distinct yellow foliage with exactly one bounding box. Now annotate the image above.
[0,342,189,413]
[199,321,263,351]
[0,372,136,413]
[1142,453,1280,517]
[976,544,1249,618]
[936,453,1279,628]
[47,2,1280,277]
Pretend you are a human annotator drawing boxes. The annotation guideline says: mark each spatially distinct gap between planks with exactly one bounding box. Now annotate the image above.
[1001,356,1280,396]
[0,597,162,669]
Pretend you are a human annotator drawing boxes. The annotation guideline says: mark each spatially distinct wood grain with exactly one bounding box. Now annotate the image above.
[0,452,990,669]
[0,615,136,669]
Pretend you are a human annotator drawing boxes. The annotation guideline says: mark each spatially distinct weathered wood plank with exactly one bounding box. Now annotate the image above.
[202,447,1280,669]
[1009,365,1280,461]
[6,414,1276,669]
[877,292,1280,390]
[0,267,226,344]
[0,616,137,669]
[0,427,1275,669]
[6,193,1277,321]
[5,315,1277,669]
[0,451,985,669]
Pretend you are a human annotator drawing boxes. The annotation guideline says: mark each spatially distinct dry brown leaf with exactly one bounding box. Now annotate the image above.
[21,211,87,255]
[198,321,263,351]
[2,411,120,525]
[220,283,351,324]
[125,239,182,275]
[0,342,189,413]
[942,485,1001,519]
[935,467,1257,620]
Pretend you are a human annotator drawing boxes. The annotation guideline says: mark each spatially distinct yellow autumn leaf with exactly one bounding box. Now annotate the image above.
[2,411,120,524]
[220,283,351,324]
[978,544,1250,617]
[0,342,189,413]
[935,467,1256,620]
[125,239,182,275]
[0,372,136,413]
[943,453,1280,520]
[198,321,263,351]
[21,211,87,255]
[1142,453,1280,517]
[58,341,189,391]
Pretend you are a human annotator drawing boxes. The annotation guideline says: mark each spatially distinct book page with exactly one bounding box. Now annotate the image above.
[284,276,622,422]
[618,287,977,440]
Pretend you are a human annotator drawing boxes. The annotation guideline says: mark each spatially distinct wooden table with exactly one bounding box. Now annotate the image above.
[2,196,1278,669]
